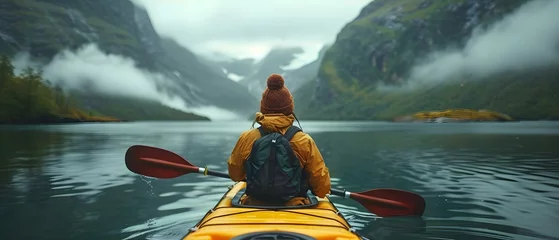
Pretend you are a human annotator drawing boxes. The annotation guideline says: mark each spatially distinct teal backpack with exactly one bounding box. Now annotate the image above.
[244,126,308,203]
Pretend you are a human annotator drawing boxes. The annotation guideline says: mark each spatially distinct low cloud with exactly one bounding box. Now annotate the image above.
[12,44,243,120]
[132,0,369,62]
[394,0,559,91]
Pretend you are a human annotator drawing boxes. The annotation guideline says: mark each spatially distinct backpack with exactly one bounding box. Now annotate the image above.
[244,125,308,203]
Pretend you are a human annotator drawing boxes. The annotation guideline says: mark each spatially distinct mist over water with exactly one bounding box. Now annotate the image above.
[10,44,243,121]
[382,0,559,92]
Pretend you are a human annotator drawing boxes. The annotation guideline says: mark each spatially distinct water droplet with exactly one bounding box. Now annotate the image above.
[140,175,156,197]
[147,218,157,227]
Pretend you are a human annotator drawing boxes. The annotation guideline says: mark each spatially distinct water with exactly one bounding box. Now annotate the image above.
[0,121,558,240]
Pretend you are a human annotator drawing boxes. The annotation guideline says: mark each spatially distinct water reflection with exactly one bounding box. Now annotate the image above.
[0,121,558,240]
[312,131,559,240]
[121,178,234,239]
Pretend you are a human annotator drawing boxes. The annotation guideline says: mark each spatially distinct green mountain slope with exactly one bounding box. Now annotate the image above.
[0,0,257,121]
[294,0,559,120]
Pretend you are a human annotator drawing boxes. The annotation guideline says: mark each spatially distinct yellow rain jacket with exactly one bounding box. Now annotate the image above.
[228,112,331,206]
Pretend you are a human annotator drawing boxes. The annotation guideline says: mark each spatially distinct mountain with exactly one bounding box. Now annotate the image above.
[203,45,330,97]
[293,0,559,120]
[0,0,259,121]
[237,46,304,97]
[157,37,259,115]
[198,56,256,82]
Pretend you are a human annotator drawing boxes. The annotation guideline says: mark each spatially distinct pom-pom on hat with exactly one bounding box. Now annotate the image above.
[260,73,294,115]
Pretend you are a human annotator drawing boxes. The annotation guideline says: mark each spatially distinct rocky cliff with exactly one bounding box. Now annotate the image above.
[0,0,258,120]
[294,0,559,120]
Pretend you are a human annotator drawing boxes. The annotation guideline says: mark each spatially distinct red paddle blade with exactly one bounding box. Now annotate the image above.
[350,188,426,217]
[125,145,200,179]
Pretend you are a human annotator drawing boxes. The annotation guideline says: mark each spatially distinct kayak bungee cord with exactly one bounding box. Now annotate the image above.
[197,207,352,230]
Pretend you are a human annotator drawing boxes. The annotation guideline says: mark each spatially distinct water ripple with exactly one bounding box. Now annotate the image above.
[1,122,558,240]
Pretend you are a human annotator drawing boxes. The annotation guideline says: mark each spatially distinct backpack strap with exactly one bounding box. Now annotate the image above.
[257,126,266,136]
[283,126,302,141]
[283,125,308,197]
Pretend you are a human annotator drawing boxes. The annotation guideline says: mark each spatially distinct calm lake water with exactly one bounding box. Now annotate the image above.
[0,121,558,240]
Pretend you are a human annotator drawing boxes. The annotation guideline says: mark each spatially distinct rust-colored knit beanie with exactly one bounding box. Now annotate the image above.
[260,74,294,115]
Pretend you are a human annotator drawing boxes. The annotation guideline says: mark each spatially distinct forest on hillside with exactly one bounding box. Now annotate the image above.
[0,55,119,124]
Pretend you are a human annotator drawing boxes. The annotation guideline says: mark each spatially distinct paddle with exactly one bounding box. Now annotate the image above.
[125,145,426,217]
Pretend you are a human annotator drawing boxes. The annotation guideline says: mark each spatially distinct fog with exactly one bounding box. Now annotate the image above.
[12,44,242,120]
[132,0,370,68]
[392,0,559,91]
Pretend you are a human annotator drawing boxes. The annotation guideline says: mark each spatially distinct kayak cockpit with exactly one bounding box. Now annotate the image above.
[231,231,317,240]
[230,187,320,209]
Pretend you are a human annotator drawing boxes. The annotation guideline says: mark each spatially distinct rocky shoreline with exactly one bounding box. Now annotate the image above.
[394,109,514,123]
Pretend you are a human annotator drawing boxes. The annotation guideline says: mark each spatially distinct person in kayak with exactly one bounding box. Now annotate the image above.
[227,73,331,206]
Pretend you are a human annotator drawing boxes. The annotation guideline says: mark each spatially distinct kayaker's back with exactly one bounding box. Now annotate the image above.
[227,112,331,205]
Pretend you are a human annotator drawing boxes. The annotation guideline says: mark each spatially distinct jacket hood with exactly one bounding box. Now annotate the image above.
[253,112,295,132]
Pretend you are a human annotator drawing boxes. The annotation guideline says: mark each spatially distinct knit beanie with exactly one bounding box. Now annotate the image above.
[260,74,294,115]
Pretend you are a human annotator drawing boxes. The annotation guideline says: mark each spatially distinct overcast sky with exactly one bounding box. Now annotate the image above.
[133,0,371,63]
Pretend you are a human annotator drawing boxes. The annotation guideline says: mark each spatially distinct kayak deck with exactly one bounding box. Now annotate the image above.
[183,181,363,240]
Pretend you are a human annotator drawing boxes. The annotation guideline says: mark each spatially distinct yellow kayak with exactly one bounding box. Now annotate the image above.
[183,181,364,240]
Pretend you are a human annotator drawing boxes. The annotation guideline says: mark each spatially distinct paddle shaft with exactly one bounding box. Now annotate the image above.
[140,157,230,178]
[201,167,230,178]
[330,188,409,209]
[330,189,350,198]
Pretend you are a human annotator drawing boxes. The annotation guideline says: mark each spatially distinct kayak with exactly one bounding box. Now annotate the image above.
[125,145,425,239]
[183,181,365,240]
